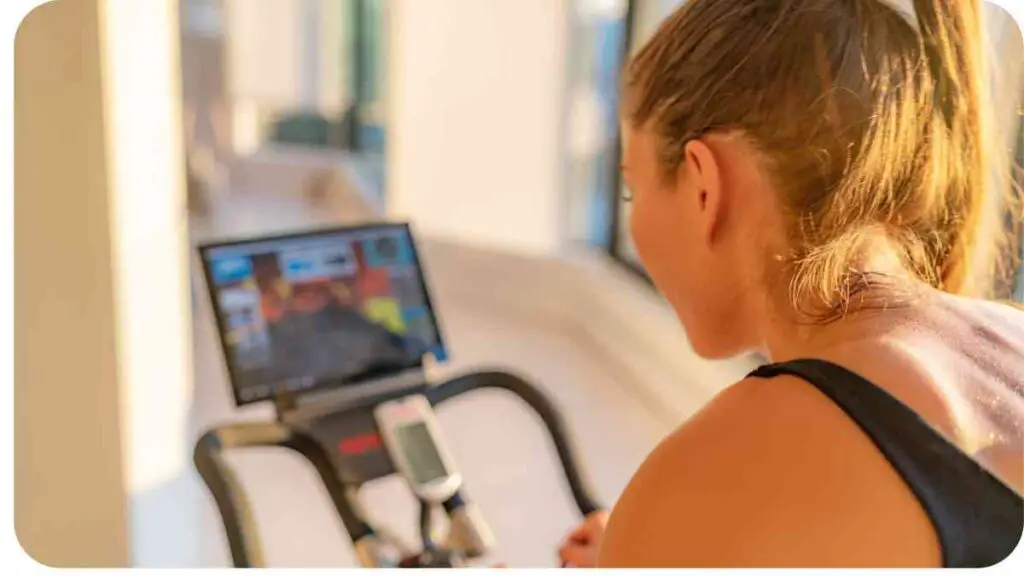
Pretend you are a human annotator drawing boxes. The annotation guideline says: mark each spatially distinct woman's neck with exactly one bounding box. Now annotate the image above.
[756,278,935,363]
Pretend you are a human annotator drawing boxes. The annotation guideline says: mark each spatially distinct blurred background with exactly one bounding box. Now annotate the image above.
[13,0,1024,568]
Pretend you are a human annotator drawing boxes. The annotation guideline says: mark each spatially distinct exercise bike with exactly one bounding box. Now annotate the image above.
[193,223,602,567]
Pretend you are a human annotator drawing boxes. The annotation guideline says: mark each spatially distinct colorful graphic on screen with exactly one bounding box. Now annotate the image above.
[202,226,446,404]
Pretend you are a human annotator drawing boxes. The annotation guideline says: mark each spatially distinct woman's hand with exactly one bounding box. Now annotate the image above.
[557,510,610,568]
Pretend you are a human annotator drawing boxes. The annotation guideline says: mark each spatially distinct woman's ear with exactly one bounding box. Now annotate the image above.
[678,139,725,245]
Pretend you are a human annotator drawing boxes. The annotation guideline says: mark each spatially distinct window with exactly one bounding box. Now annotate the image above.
[564,0,681,261]
[609,0,686,275]
[565,0,631,249]
[220,0,387,194]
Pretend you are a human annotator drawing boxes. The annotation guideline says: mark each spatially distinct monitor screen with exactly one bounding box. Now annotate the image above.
[200,223,447,406]
[394,422,449,484]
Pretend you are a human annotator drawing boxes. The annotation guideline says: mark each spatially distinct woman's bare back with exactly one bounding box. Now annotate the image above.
[598,293,1024,567]
[811,293,1024,492]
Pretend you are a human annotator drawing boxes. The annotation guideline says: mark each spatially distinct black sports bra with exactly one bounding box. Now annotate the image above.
[749,359,1023,567]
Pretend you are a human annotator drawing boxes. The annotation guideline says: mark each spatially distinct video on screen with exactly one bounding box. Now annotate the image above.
[203,226,444,404]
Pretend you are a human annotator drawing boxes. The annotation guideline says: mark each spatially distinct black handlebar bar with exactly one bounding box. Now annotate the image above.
[193,423,375,567]
[425,370,602,517]
[193,370,603,567]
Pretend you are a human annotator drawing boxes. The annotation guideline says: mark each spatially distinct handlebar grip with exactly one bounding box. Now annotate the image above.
[426,370,604,517]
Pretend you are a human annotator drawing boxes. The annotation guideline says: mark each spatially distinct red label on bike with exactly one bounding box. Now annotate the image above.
[338,432,382,455]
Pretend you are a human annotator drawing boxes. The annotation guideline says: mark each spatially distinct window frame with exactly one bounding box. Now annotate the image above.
[606,0,654,284]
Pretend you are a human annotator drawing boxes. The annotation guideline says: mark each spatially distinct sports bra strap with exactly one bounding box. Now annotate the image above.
[749,359,1023,567]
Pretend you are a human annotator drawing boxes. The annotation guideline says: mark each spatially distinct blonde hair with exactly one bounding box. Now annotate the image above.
[625,0,1021,318]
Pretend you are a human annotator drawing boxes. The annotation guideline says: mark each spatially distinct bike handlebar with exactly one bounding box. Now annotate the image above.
[193,422,375,567]
[424,370,603,517]
[193,369,603,567]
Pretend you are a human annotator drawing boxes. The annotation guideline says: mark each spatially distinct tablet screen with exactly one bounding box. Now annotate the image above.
[201,223,446,405]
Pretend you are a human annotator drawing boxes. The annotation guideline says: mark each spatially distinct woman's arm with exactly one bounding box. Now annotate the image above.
[597,375,942,568]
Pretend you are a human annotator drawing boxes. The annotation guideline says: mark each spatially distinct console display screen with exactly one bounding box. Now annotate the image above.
[394,422,449,484]
[200,224,446,405]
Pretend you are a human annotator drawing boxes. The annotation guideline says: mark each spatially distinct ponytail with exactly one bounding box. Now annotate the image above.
[912,0,1019,299]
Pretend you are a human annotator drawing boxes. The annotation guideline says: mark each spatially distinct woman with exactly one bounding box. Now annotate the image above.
[558,0,1024,567]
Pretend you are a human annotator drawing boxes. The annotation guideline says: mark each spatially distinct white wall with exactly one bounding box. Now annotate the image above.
[386,0,572,255]
[15,0,195,567]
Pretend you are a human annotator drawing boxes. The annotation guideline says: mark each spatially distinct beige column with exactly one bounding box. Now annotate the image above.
[15,0,193,566]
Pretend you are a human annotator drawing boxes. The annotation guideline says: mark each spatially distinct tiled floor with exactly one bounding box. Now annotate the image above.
[186,192,676,567]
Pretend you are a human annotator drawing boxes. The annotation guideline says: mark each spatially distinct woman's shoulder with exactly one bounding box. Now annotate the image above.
[598,373,941,567]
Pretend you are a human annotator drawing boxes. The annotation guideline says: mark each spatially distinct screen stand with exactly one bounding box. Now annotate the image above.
[272,387,297,417]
